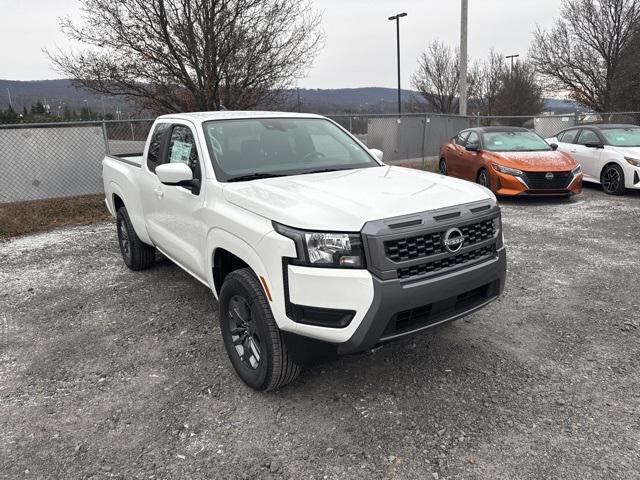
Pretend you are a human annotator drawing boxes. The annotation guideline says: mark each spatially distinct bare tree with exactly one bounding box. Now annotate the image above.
[473,50,507,116]
[412,41,462,114]
[493,61,545,116]
[47,0,323,113]
[530,0,640,111]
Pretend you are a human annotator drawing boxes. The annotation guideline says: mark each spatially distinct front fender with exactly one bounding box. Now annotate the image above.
[206,227,269,300]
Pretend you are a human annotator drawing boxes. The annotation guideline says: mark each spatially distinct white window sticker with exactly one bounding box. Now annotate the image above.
[170,140,193,164]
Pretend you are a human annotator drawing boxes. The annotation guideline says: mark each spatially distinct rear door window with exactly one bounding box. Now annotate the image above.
[576,129,600,146]
[558,129,579,144]
[146,123,170,173]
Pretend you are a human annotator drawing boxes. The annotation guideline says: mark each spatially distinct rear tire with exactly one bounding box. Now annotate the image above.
[116,207,155,270]
[477,168,490,190]
[601,164,626,195]
[219,268,301,391]
[439,158,448,175]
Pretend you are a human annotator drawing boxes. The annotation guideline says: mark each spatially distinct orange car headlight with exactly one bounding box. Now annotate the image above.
[492,162,523,176]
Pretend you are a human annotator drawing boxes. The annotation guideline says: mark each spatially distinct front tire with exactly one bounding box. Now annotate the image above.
[477,168,490,190]
[116,207,155,270]
[601,164,626,195]
[439,158,448,175]
[219,268,301,391]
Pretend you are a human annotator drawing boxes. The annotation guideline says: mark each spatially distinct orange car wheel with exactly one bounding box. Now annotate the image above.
[439,158,447,175]
[477,168,490,190]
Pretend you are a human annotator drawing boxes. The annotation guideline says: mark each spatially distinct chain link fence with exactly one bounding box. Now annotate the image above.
[0,120,153,203]
[2,112,640,204]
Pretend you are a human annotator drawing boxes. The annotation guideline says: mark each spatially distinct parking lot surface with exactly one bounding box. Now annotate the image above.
[1,185,639,479]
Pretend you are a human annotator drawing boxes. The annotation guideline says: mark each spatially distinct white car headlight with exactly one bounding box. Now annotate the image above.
[624,156,640,167]
[274,223,365,268]
[492,163,523,176]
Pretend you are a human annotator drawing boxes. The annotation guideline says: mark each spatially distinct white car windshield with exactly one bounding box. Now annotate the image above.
[203,118,379,181]
[482,131,552,152]
[601,128,640,147]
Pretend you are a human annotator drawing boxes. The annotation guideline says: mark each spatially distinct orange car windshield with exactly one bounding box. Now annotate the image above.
[482,131,551,152]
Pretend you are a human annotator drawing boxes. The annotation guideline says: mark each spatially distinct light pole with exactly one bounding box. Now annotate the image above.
[388,12,407,116]
[506,54,520,80]
[459,0,468,116]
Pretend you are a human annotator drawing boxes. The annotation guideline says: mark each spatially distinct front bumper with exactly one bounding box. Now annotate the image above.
[492,170,582,197]
[279,201,507,364]
[337,246,506,354]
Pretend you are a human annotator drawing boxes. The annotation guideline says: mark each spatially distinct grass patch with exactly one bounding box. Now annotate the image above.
[0,194,112,239]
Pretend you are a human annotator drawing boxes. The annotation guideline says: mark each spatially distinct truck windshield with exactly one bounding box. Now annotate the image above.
[203,118,379,181]
[481,131,551,152]
[601,128,640,147]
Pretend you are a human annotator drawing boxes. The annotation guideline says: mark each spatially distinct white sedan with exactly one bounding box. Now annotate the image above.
[547,124,640,195]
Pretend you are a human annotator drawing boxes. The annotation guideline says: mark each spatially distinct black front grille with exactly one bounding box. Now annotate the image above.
[397,244,496,280]
[384,218,494,262]
[523,171,572,189]
[382,281,497,337]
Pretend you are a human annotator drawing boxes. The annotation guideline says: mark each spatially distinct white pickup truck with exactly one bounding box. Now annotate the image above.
[102,111,506,391]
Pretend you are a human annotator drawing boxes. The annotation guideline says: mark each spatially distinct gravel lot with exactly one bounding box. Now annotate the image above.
[2,185,639,479]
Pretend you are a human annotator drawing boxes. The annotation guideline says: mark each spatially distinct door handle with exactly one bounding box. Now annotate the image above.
[154,187,164,199]
[570,149,577,153]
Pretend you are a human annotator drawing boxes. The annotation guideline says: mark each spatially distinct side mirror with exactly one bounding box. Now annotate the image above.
[550,143,558,151]
[465,144,480,152]
[585,142,604,149]
[156,162,195,186]
[369,148,384,162]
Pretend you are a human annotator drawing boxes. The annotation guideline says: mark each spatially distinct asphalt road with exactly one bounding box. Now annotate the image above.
[1,185,639,479]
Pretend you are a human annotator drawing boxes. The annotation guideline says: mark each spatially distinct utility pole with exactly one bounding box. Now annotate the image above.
[459,0,468,116]
[506,54,519,80]
[296,87,302,113]
[388,12,407,116]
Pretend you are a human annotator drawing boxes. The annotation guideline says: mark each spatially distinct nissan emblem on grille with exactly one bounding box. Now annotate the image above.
[545,172,555,180]
[443,228,465,253]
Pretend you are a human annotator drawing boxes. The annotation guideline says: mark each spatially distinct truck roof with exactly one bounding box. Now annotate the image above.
[157,111,326,122]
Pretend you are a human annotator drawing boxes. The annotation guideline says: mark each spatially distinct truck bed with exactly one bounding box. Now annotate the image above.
[107,154,144,168]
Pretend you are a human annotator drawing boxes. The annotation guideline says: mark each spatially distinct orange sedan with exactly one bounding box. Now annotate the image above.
[439,127,583,196]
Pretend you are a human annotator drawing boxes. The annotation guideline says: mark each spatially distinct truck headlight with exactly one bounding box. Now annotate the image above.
[625,157,640,167]
[273,222,365,268]
[492,163,523,176]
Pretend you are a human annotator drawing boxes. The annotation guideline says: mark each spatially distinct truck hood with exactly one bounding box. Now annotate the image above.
[222,166,494,231]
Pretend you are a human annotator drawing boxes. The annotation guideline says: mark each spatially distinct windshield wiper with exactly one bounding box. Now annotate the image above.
[300,168,345,175]
[226,173,285,182]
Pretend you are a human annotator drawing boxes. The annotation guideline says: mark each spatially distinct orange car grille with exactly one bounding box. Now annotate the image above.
[523,171,572,189]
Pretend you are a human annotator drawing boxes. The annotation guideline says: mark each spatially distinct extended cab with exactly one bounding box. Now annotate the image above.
[102,112,507,391]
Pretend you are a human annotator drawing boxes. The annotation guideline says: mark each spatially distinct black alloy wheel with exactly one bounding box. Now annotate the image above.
[439,158,448,175]
[477,169,490,189]
[601,164,626,195]
[227,294,262,370]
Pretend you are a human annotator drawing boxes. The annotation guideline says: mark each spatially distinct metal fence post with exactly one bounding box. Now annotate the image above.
[421,115,428,169]
[101,121,110,155]
[130,122,135,141]
[476,112,480,127]
[349,116,353,133]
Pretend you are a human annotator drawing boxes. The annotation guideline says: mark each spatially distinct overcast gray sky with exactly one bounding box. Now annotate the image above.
[0,0,562,89]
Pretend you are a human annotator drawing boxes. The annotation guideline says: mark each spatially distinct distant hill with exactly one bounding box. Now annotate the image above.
[0,79,136,116]
[0,79,582,116]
